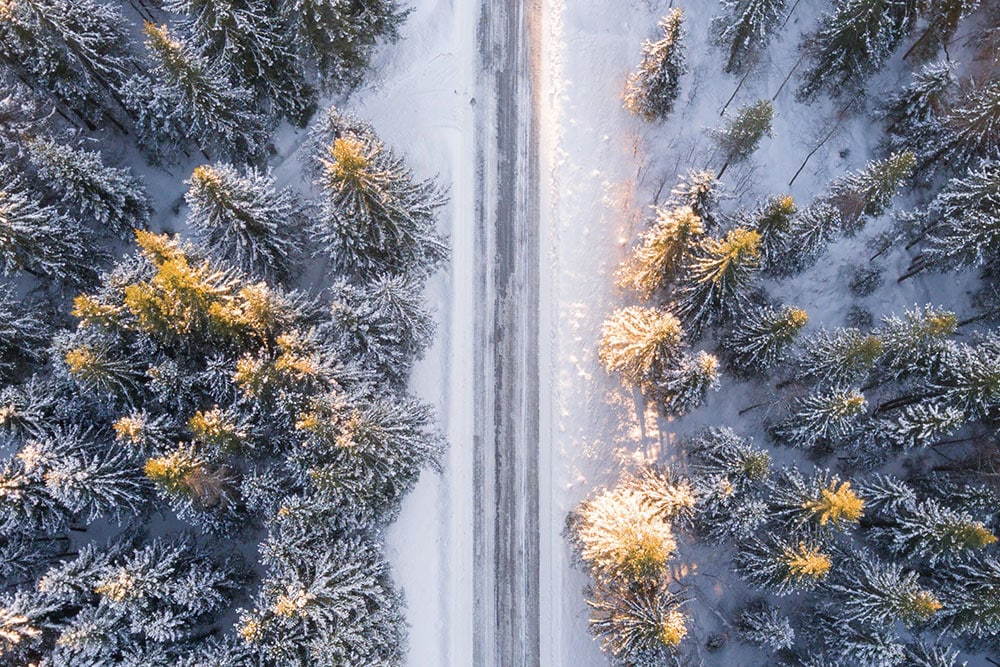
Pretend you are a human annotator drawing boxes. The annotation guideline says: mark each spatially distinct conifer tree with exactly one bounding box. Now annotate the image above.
[824,151,915,234]
[938,79,1000,173]
[0,590,61,661]
[773,387,867,448]
[616,205,704,298]
[768,468,865,530]
[923,160,1000,271]
[0,0,134,118]
[772,201,840,275]
[735,533,832,595]
[929,340,1000,418]
[185,163,304,282]
[916,0,980,58]
[59,337,145,408]
[143,444,242,533]
[877,305,956,379]
[165,0,315,125]
[798,0,918,100]
[285,0,407,91]
[623,9,686,121]
[686,427,771,490]
[127,22,270,161]
[311,113,448,277]
[935,552,1000,638]
[25,136,151,238]
[653,350,720,417]
[708,99,773,177]
[881,497,997,565]
[877,403,966,452]
[587,579,687,664]
[711,0,787,74]
[747,194,796,270]
[828,555,942,627]
[881,60,955,157]
[903,642,966,667]
[669,169,720,229]
[674,227,761,334]
[0,176,99,285]
[736,600,794,653]
[0,288,48,380]
[796,327,884,386]
[833,626,907,666]
[598,307,684,387]
[723,304,807,373]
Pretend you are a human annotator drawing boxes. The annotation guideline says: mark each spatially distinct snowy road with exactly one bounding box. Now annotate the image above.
[473,0,543,665]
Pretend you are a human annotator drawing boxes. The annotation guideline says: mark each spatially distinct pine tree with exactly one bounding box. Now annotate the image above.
[0,0,134,118]
[708,99,774,177]
[616,205,704,298]
[734,533,832,595]
[686,427,771,490]
[877,305,956,379]
[929,340,1000,418]
[59,337,145,407]
[923,160,1000,271]
[0,176,99,285]
[768,468,865,530]
[127,22,270,161]
[143,444,243,533]
[185,163,304,282]
[828,554,942,627]
[938,78,1000,173]
[711,0,787,74]
[772,201,840,275]
[747,194,796,270]
[773,388,867,448]
[735,600,794,652]
[668,170,720,227]
[311,115,448,277]
[798,0,918,100]
[832,626,907,666]
[916,0,980,58]
[881,497,997,565]
[796,327,884,386]
[587,579,687,664]
[165,0,315,125]
[0,459,70,536]
[824,151,915,234]
[723,304,807,373]
[903,642,966,667]
[623,9,686,121]
[24,136,151,238]
[0,590,61,661]
[285,0,408,91]
[673,227,761,335]
[653,350,720,417]
[881,60,955,157]
[598,307,685,387]
[935,552,1000,637]
[876,402,966,452]
[0,287,48,380]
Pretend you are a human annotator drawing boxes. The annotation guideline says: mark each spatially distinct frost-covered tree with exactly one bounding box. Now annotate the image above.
[624,9,686,121]
[0,459,71,536]
[736,600,794,652]
[881,60,955,157]
[773,387,867,448]
[938,79,1000,173]
[127,22,270,161]
[617,205,704,298]
[903,642,966,667]
[165,0,315,125]
[653,350,720,417]
[0,288,48,379]
[796,327,884,386]
[828,554,942,627]
[587,579,687,664]
[310,112,448,277]
[668,169,720,228]
[798,0,918,100]
[59,337,146,407]
[285,0,407,91]
[929,339,1000,418]
[735,533,832,594]
[674,227,761,334]
[877,305,956,379]
[711,0,787,74]
[879,497,997,565]
[0,0,134,118]
[747,194,796,270]
[686,427,771,490]
[824,151,915,234]
[876,403,966,452]
[185,163,304,282]
[143,444,243,533]
[832,625,907,666]
[708,99,773,177]
[0,176,99,285]
[25,136,151,237]
[723,304,807,373]
[923,161,1000,271]
[598,307,684,386]
[768,468,865,530]
[935,553,1000,638]
[771,201,840,275]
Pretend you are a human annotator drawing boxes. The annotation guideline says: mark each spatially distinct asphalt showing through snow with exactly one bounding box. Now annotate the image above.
[472,0,542,664]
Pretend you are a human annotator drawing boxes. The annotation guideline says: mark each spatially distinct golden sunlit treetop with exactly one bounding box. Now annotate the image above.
[802,480,865,527]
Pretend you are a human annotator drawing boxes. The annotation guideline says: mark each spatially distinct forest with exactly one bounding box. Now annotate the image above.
[568,1,1000,665]
[0,0,448,665]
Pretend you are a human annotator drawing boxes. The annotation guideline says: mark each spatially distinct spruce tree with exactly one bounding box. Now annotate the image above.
[768,468,865,530]
[935,552,1000,638]
[881,60,955,157]
[711,0,787,74]
[824,151,915,234]
[773,387,867,448]
[723,304,807,374]
[310,113,448,277]
[128,22,270,162]
[598,307,684,386]
[616,205,704,298]
[747,194,796,270]
[685,427,771,490]
[25,136,151,238]
[828,555,942,627]
[165,0,315,125]
[734,533,832,595]
[0,288,48,380]
[673,227,761,335]
[877,403,966,452]
[0,0,134,118]
[185,163,304,282]
[930,340,1000,418]
[772,201,840,275]
[877,305,956,379]
[587,579,687,664]
[798,0,918,100]
[623,9,686,121]
[708,99,773,177]
[796,327,884,386]
[923,160,1000,271]
[938,78,1000,173]
[285,0,407,91]
[653,350,720,417]
[881,497,997,565]
[668,170,720,227]
[735,600,794,652]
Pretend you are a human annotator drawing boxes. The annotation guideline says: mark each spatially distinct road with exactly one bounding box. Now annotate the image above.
[472,0,543,665]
